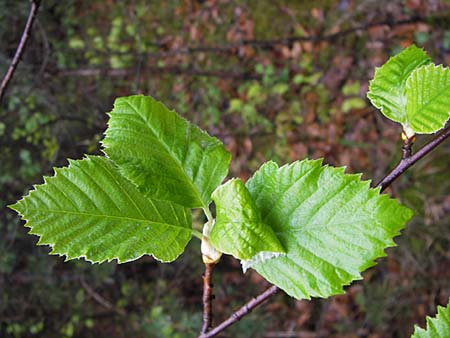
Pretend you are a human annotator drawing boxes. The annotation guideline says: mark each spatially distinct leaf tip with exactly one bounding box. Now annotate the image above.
[7,201,21,214]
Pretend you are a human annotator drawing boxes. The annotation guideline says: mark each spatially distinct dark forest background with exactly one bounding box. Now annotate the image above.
[1,1,450,337]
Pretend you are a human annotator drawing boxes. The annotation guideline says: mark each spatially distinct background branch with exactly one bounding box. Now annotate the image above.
[0,0,41,104]
[79,15,436,59]
[54,66,260,80]
[80,277,126,316]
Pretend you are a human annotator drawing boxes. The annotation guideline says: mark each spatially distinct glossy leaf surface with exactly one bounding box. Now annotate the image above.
[245,159,413,299]
[102,95,231,208]
[210,178,285,260]
[368,45,431,124]
[406,64,450,133]
[10,156,192,263]
[412,299,450,338]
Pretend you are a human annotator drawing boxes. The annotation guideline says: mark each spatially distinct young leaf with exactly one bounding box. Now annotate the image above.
[368,45,431,124]
[245,159,413,300]
[412,299,450,338]
[102,95,231,209]
[210,178,285,261]
[9,156,192,263]
[406,64,450,133]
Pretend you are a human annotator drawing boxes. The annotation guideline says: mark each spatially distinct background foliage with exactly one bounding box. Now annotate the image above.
[1,1,450,337]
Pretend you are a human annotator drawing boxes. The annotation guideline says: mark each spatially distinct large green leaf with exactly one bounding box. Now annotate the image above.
[210,178,285,261]
[245,159,413,300]
[102,95,231,209]
[412,299,450,338]
[406,64,450,133]
[9,156,192,263]
[368,44,431,124]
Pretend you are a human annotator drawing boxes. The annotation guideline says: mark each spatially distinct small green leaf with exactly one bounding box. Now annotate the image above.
[210,179,285,261]
[271,83,289,95]
[368,45,431,124]
[9,156,192,263]
[229,98,243,112]
[102,95,231,209]
[342,97,366,113]
[406,64,450,133]
[245,159,413,300]
[342,82,361,96]
[293,74,304,85]
[247,83,263,99]
[412,299,450,338]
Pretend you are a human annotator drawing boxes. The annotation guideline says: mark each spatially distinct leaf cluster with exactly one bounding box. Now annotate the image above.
[10,94,413,300]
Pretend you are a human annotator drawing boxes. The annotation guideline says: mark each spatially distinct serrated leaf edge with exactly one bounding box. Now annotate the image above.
[9,155,192,264]
[101,95,231,209]
[412,298,450,337]
[406,63,450,134]
[247,158,413,300]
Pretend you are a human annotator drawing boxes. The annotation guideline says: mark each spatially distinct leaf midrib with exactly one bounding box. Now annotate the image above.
[407,71,450,118]
[25,208,191,232]
[124,100,206,208]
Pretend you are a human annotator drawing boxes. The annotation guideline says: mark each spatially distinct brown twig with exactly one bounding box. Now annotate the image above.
[377,125,450,192]
[0,0,41,104]
[199,285,280,338]
[401,134,415,159]
[201,263,216,334]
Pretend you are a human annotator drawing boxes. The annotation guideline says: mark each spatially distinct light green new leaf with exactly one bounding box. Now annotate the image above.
[412,299,450,338]
[245,159,413,300]
[210,178,285,261]
[102,95,231,209]
[368,45,431,124]
[406,64,450,133]
[9,156,192,263]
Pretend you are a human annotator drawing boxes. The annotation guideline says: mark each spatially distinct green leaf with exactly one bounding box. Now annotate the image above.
[9,156,192,263]
[245,159,413,300]
[229,98,243,112]
[271,83,289,95]
[342,82,361,96]
[368,45,431,124]
[406,64,450,133]
[102,95,231,209]
[342,97,366,113]
[210,178,285,261]
[412,299,450,338]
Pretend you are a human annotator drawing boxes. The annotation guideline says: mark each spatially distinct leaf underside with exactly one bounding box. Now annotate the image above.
[210,178,285,261]
[412,299,450,338]
[244,159,413,300]
[368,44,431,125]
[9,156,192,263]
[406,64,450,133]
[102,95,231,209]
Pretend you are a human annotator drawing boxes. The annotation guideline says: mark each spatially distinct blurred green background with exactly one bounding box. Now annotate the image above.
[1,1,450,337]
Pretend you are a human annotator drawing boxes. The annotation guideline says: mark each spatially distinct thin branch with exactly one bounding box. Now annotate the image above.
[201,263,216,334]
[0,0,41,104]
[53,66,261,80]
[85,14,436,59]
[204,16,425,50]
[377,125,450,192]
[199,285,280,338]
